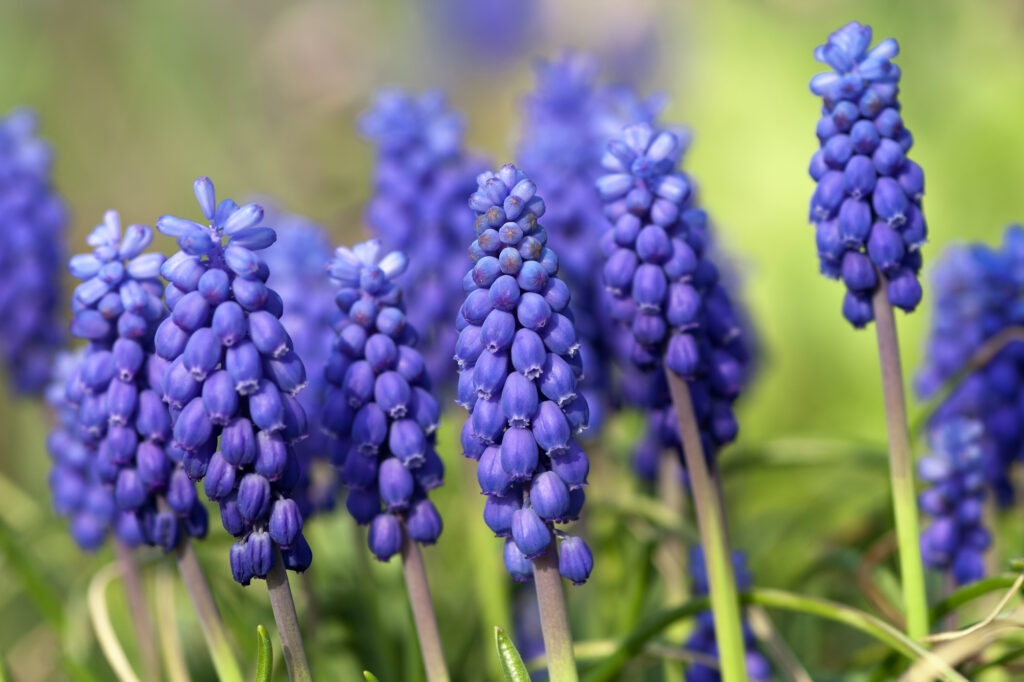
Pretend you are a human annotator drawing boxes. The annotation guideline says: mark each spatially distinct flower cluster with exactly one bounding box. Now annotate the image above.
[685,546,772,682]
[597,123,754,466]
[68,210,206,551]
[155,178,311,584]
[808,21,926,327]
[46,350,117,550]
[918,419,990,585]
[458,164,593,584]
[915,227,1024,505]
[517,51,664,436]
[360,89,487,390]
[0,108,67,393]
[261,204,340,517]
[320,240,444,561]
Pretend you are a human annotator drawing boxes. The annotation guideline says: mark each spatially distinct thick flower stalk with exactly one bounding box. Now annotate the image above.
[0,108,67,393]
[685,547,772,682]
[598,123,749,681]
[46,350,118,550]
[517,50,664,438]
[67,210,207,550]
[360,89,486,390]
[320,239,445,560]
[809,21,930,640]
[918,419,990,586]
[916,227,1024,506]
[808,21,925,327]
[261,204,340,518]
[154,178,311,584]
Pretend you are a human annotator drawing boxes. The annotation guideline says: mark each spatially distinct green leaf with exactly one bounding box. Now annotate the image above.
[362,672,381,682]
[494,627,529,682]
[256,625,273,682]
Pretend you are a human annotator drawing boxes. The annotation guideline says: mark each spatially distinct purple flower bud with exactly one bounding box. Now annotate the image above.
[225,341,262,395]
[174,397,214,451]
[550,441,589,489]
[204,452,237,501]
[389,418,427,467]
[212,301,247,347]
[888,267,922,311]
[166,468,198,515]
[838,198,872,246]
[511,329,546,379]
[249,379,285,433]
[841,251,877,292]
[198,268,230,304]
[872,177,909,226]
[842,291,874,328]
[346,487,380,524]
[368,513,403,561]
[500,427,539,482]
[247,530,275,578]
[237,473,271,523]
[406,498,442,544]
[511,507,551,559]
[503,538,533,582]
[171,291,211,332]
[530,471,570,521]
[230,541,253,585]
[558,535,593,585]
[538,353,577,406]
[255,432,289,481]
[478,445,513,496]
[374,371,411,418]
[378,457,414,511]
[268,498,303,548]
[484,490,521,537]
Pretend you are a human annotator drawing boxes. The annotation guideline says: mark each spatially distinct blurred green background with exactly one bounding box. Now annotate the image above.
[2,0,1024,679]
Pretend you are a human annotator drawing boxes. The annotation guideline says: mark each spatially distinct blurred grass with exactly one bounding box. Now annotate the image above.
[2,0,1024,679]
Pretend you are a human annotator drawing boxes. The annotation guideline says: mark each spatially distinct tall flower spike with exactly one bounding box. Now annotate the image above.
[918,419,990,585]
[155,177,312,584]
[46,350,118,550]
[321,238,445,560]
[685,547,772,682]
[0,108,67,393]
[260,202,340,518]
[67,211,204,551]
[915,227,1024,506]
[360,89,488,392]
[808,21,925,327]
[597,123,754,465]
[517,50,665,438]
[458,163,593,584]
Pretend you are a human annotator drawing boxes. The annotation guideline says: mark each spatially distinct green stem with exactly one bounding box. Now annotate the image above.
[172,534,244,682]
[871,281,929,640]
[532,541,579,681]
[400,529,449,682]
[665,372,747,682]
[585,588,967,682]
[266,548,312,682]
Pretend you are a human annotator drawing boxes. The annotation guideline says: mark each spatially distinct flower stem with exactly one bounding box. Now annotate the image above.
[114,543,159,682]
[871,281,929,640]
[665,371,748,682]
[532,542,579,682]
[266,548,312,682]
[400,529,449,682]
[172,535,244,682]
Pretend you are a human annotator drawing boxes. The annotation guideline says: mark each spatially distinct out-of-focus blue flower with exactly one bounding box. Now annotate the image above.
[517,51,664,439]
[458,163,593,584]
[360,89,487,392]
[916,227,1024,506]
[685,546,772,682]
[260,202,340,518]
[320,239,444,562]
[918,419,990,585]
[0,108,67,394]
[426,0,539,66]
[46,350,119,551]
[598,123,755,471]
[808,22,926,327]
[68,210,203,552]
[155,178,312,584]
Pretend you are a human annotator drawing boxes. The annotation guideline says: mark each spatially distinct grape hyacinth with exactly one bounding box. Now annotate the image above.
[517,50,664,437]
[916,227,1024,505]
[0,108,67,393]
[46,350,117,550]
[918,419,990,585]
[155,178,312,584]
[320,239,445,562]
[685,547,772,682]
[808,21,926,327]
[261,203,340,517]
[597,123,754,464]
[68,210,207,551]
[360,89,487,390]
[458,163,593,585]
